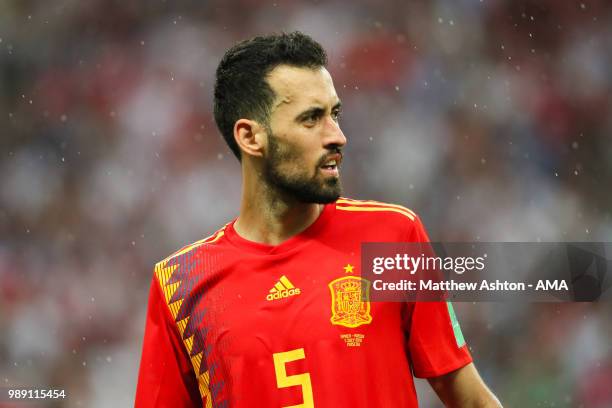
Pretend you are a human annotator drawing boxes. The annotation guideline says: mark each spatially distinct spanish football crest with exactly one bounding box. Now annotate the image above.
[328,276,372,328]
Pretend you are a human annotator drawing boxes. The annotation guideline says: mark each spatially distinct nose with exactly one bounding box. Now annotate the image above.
[322,116,347,148]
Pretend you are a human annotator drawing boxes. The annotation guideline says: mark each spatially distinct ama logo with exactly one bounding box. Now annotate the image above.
[267,275,301,301]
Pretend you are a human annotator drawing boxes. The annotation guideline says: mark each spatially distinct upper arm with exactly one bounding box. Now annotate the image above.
[405,301,472,378]
[135,277,202,407]
[402,215,473,376]
[405,214,501,406]
[427,363,502,407]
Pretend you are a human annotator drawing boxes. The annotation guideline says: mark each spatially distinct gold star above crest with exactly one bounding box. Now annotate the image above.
[343,264,355,273]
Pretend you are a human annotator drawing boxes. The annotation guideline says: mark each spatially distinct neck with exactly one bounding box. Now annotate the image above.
[233,166,324,246]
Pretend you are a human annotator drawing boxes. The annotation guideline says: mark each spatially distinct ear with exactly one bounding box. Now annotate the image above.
[234,119,266,158]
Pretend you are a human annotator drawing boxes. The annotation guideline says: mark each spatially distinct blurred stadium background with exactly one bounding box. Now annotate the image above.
[1,0,611,406]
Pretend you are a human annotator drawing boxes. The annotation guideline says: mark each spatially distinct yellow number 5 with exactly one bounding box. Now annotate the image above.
[272,348,314,408]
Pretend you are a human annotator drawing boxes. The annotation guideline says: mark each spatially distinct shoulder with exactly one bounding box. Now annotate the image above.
[334,197,427,241]
[335,197,419,223]
[154,223,230,274]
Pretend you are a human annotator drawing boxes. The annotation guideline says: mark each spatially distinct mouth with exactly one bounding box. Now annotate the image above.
[319,153,342,177]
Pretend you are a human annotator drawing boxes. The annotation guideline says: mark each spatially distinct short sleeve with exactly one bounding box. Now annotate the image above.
[403,301,472,378]
[406,215,431,243]
[402,215,472,378]
[135,277,202,407]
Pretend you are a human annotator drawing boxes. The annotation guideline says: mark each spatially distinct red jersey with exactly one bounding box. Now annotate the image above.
[136,198,472,407]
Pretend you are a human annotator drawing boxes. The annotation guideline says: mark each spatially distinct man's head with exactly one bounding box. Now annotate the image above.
[213,32,346,203]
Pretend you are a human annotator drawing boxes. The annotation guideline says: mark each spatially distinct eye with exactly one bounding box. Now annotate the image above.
[305,113,318,123]
[302,112,320,126]
[331,109,342,122]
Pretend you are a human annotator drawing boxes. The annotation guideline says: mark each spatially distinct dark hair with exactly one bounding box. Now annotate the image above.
[213,31,328,160]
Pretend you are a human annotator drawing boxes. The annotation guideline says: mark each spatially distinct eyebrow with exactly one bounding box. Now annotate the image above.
[295,101,342,122]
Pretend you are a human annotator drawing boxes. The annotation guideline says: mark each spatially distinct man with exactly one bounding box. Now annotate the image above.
[136,32,501,407]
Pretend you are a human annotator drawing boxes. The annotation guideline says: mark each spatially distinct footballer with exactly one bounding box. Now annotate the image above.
[136,32,502,407]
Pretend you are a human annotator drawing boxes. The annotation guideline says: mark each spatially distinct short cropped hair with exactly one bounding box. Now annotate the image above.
[213,31,328,160]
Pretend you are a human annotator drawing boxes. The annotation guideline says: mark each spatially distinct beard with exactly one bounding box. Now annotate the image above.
[263,131,342,204]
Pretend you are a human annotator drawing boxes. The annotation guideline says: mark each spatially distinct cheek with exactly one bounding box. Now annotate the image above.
[275,135,317,168]
[280,152,314,176]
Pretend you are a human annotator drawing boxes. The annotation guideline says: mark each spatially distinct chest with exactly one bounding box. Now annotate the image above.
[191,248,405,355]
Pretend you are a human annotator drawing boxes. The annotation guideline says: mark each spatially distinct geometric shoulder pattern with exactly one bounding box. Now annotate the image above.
[154,226,228,408]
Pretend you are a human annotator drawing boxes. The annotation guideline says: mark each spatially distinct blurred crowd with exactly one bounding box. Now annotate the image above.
[1,0,611,406]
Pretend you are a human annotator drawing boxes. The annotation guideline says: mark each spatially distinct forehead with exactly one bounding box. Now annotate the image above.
[266,65,339,111]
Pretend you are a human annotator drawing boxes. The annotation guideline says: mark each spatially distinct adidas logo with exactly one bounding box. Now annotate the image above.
[266,275,301,301]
